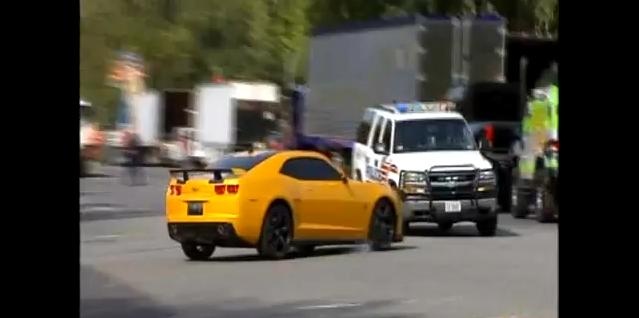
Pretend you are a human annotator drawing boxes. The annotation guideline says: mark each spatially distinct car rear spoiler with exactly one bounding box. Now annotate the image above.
[169,169,234,184]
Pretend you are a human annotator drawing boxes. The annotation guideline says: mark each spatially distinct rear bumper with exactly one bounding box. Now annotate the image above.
[402,198,497,223]
[167,222,254,248]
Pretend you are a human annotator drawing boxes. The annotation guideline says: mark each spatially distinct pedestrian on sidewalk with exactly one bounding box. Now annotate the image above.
[122,130,146,186]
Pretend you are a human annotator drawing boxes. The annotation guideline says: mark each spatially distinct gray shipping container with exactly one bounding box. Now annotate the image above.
[461,16,507,83]
[305,14,505,139]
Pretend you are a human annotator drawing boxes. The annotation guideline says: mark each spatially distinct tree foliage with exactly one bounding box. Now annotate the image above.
[81,0,556,125]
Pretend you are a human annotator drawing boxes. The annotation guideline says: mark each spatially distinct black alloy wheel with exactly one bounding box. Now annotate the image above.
[258,204,293,260]
[368,199,395,251]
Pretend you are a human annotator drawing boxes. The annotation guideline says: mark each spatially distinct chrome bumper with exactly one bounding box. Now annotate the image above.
[402,198,497,223]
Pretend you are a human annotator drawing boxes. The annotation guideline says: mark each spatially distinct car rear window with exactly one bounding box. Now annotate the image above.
[210,151,276,171]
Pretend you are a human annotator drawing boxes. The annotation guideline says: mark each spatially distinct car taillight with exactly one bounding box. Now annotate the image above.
[227,185,239,194]
[214,184,226,195]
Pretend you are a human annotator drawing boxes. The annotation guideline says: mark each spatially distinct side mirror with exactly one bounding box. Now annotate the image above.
[478,139,490,152]
[373,143,387,154]
[341,175,349,184]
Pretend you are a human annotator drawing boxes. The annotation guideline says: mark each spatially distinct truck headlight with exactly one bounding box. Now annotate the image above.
[479,169,495,181]
[400,171,427,194]
[478,170,496,190]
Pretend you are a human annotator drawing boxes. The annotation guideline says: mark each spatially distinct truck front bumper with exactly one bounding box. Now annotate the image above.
[402,198,497,223]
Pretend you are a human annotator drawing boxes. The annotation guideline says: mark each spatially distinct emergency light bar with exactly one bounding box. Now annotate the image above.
[378,101,456,114]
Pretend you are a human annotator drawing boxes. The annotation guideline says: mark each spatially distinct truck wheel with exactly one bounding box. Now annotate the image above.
[511,185,529,219]
[438,222,453,232]
[533,168,555,223]
[535,184,556,223]
[498,168,513,213]
[355,170,363,181]
[510,167,528,218]
[476,216,497,236]
[402,221,410,235]
[181,243,215,261]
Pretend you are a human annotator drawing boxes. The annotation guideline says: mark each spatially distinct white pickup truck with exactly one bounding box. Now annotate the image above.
[351,102,498,236]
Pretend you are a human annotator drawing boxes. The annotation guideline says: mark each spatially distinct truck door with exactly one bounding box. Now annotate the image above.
[365,115,389,182]
[352,110,375,180]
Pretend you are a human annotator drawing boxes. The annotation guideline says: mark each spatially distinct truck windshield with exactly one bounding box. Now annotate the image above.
[393,119,476,153]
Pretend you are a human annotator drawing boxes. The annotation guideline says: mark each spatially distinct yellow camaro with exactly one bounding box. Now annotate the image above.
[166,150,403,260]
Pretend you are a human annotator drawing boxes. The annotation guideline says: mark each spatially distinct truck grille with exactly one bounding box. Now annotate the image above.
[428,170,478,200]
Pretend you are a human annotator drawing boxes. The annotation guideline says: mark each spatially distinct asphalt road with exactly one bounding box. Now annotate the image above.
[81,167,558,318]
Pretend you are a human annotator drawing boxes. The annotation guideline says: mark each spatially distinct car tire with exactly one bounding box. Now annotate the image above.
[368,199,395,251]
[258,204,293,260]
[181,243,215,261]
[296,245,316,257]
[438,222,453,232]
[476,216,498,237]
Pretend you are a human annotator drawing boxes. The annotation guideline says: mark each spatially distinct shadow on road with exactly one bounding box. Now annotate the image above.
[202,245,418,263]
[178,299,424,318]
[406,224,519,238]
[81,265,176,318]
[82,265,422,318]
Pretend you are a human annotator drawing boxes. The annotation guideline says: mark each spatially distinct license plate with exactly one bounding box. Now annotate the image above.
[187,202,203,216]
[444,201,461,213]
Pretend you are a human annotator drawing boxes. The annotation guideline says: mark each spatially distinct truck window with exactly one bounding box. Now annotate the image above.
[381,120,393,153]
[370,116,385,147]
[356,111,374,144]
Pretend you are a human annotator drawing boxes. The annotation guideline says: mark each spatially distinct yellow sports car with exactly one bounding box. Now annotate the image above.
[166,150,403,260]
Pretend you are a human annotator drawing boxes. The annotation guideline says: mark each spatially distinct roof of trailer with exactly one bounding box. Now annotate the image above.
[311,14,504,37]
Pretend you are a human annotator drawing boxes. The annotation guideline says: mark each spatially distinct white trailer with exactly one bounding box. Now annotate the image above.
[187,81,281,167]
[192,84,236,165]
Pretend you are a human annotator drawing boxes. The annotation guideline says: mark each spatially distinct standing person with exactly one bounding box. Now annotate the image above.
[122,130,146,186]
[130,131,147,186]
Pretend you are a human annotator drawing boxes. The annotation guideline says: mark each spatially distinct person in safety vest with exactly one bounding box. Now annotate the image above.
[512,81,558,223]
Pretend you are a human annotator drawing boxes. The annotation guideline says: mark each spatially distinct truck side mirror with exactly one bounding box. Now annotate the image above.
[478,139,489,151]
[374,143,387,154]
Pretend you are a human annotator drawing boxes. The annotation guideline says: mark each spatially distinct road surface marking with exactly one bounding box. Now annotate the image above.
[82,234,123,242]
[297,303,363,310]
[94,235,122,239]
